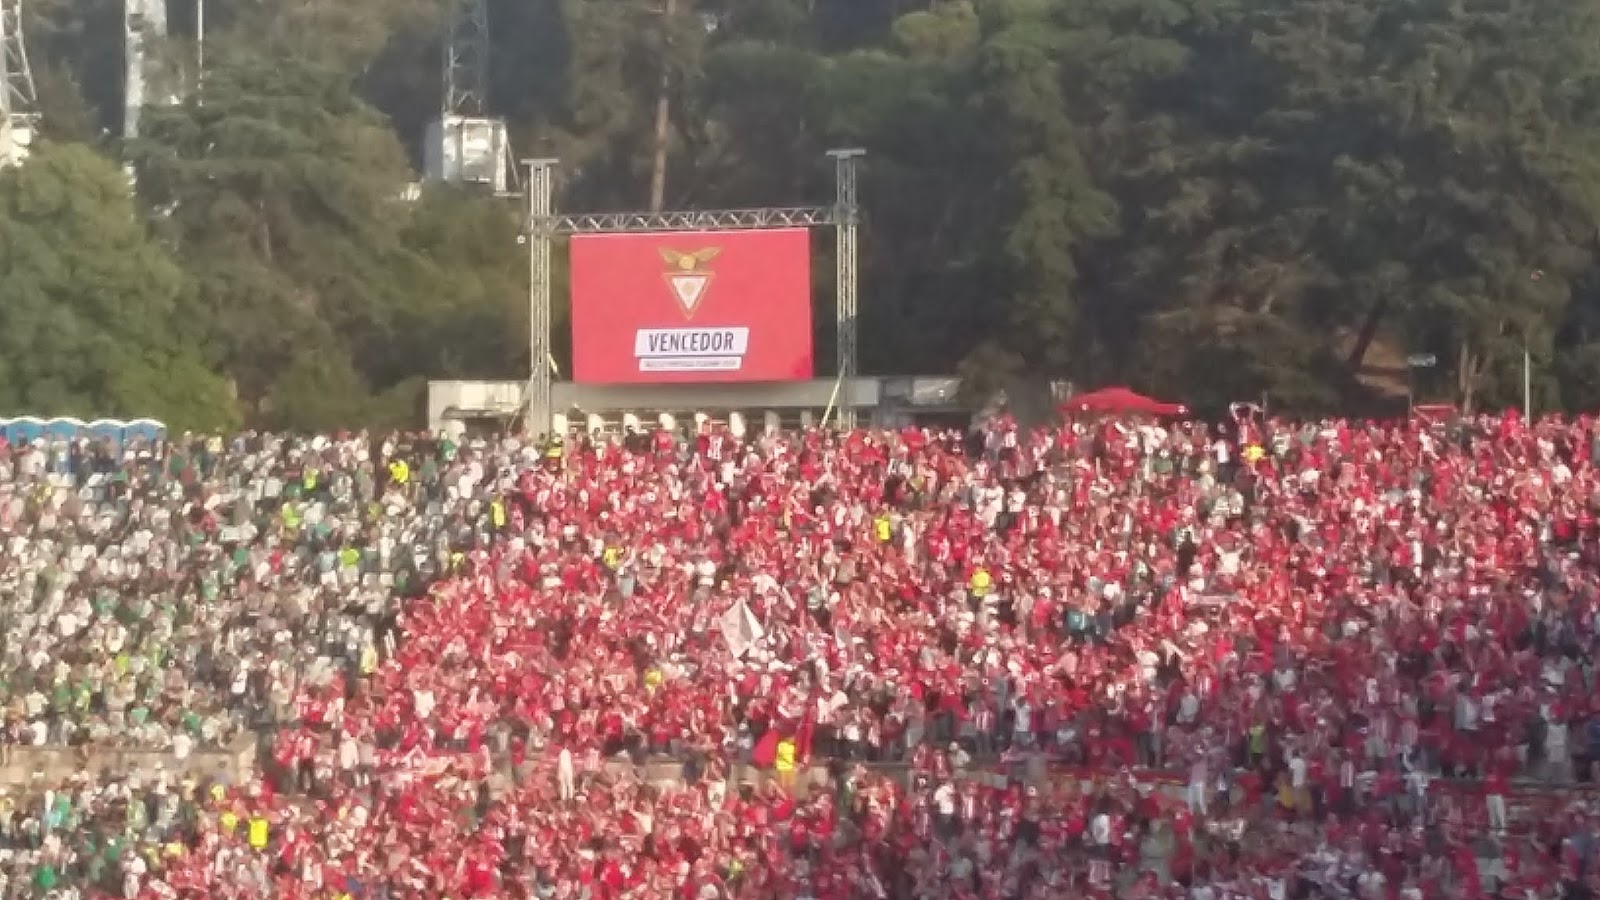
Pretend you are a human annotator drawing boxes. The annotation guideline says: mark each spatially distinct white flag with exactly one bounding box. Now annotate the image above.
[719,599,765,658]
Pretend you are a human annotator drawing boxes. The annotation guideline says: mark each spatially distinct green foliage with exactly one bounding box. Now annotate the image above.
[0,142,238,430]
[11,0,1600,423]
[124,49,524,432]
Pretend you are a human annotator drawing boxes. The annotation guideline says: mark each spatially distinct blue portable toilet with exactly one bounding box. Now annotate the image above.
[85,419,123,442]
[43,417,86,442]
[4,416,45,444]
[86,419,126,456]
[122,418,166,447]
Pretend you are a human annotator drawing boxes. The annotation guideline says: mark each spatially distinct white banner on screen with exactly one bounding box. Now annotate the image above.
[635,327,749,373]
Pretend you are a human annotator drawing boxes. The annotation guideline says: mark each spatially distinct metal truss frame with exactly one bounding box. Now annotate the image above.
[543,206,833,234]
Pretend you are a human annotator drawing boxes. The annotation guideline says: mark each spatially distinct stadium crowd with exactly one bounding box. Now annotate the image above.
[0,408,1599,898]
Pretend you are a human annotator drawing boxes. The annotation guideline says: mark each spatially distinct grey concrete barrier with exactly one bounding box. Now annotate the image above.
[0,734,258,786]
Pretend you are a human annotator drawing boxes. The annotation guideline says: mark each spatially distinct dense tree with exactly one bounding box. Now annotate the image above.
[124,48,525,430]
[0,142,237,429]
[10,0,1600,423]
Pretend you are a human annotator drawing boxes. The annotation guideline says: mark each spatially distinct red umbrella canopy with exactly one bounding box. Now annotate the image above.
[1061,386,1187,416]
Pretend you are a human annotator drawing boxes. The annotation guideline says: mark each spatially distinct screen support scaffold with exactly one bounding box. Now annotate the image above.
[519,149,865,435]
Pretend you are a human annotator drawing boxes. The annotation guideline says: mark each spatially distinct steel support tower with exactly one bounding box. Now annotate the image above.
[829,149,864,429]
[427,0,508,190]
[444,0,489,117]
[0,0,37,168]
[524,159,557,436]
[519,149,866,436]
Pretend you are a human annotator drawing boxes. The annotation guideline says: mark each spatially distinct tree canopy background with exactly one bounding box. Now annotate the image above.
[10,0,1600,429]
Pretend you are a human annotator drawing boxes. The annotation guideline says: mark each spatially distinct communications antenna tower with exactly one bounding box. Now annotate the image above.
[444,0,488,117]
[0,0,38,168]
[425,0,510,193]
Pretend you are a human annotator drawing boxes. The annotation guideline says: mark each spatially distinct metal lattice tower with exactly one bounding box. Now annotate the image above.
[0,0,38,168]
[426,0,506,190]
[517,150,865,436]
[444,0,489,116]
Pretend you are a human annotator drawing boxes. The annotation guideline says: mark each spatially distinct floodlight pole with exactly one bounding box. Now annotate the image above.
[195,0,204,99]
[521,149,862,436]
[829,149,864,430]
[525,158,556,438]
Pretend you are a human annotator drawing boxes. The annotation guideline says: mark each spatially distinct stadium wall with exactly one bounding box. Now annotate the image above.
[0,733,258,786]
[427,376,969,435]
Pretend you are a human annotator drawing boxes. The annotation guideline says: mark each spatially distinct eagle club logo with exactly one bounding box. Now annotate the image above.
[658,246,722,318]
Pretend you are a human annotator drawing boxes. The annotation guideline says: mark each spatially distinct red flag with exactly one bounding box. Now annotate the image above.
[751,730,779,769]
